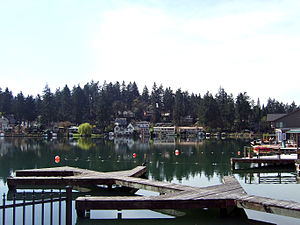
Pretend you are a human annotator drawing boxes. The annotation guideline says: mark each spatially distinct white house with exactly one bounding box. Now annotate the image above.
[114,123,134,136]
[0,116,9,132]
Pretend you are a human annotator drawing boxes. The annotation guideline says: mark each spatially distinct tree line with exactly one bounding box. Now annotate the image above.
[0,81,298,132]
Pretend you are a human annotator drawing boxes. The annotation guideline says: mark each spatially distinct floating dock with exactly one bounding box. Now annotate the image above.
[231,147,300,171]
[7,166,300,220]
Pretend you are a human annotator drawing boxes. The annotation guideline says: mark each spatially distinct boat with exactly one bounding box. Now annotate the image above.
[252,145,280,154]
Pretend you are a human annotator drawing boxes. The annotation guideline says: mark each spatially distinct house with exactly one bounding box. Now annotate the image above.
[114,123,134,136]
[153,125,176,136]
[68,126,79,134]
[135,121,150,137]
[6,114,16,126]
[122,111,135,118]
[268,109,300,147]
[0,116,9,132]
[177,126,203,136]
[115,118,127,127]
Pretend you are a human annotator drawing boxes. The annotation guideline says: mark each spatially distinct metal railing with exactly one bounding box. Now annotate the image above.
[1,186,72,225]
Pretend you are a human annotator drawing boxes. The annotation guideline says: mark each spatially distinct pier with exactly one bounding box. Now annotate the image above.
[7,166,300,220]
[231,147,300,171]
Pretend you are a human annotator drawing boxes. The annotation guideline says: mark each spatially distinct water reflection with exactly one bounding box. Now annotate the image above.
[0,137,245,184]
[233,166,299,184]
[1,137,300,225]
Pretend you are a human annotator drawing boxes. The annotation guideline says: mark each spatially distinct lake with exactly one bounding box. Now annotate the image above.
[1,137,300,225]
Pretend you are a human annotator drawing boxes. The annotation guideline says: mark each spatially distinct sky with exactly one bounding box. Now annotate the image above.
[1,0,300,105]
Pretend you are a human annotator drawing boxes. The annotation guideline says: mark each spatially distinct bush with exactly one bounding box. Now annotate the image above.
[78,123,92,137]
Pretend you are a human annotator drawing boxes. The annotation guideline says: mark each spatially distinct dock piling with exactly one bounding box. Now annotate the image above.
[66,186,72,225]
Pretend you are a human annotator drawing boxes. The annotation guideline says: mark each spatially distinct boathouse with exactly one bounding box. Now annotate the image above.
[268,109,300,147]
[177,126,203,136]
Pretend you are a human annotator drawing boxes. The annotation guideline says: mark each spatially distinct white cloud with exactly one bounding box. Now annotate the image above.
[181,10,284,41]
[90,1,300,104]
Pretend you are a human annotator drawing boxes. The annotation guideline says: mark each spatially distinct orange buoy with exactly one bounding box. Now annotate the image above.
[55,155,60,163]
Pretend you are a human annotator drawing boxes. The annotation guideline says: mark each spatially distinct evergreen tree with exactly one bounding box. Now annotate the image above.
[141,86,150,104]
[14,92,26,123]
[41,85,55,126]
[71,85,87,124]
[24,95,37,124]
[1,88,13,115]
[200,92,221,129]
[60,85,72,122]
[235,92,251,131]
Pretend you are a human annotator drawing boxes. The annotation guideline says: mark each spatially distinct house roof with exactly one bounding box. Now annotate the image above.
[271,108,300,122]
[266,114,287,122]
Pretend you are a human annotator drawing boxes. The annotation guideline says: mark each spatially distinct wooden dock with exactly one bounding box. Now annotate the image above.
[7,166,300,220]
[231,147,300,170]
[231,156,298,170]
[7,166,147,190]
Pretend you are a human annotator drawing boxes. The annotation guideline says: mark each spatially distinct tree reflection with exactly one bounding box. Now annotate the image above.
[0,137,247,185]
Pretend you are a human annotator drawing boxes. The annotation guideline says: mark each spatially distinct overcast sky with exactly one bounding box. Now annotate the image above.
[1,0,299,105]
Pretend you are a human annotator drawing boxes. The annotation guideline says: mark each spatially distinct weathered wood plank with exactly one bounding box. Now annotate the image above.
[8,166,300,220]
[236,195,300,219]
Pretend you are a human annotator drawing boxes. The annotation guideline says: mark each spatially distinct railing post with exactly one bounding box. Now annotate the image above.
[50,189,53,225]
[2,193,5,225]
[32,190,35,225]
[41,190,45,225]
[23,191,26,225]
[13,193,16,225]
[66,186,73,225]
[59,189,62,225]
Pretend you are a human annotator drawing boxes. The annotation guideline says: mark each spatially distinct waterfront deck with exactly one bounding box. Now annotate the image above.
[7,166,147,190]
[7,166,300,220]
[231,147,300,170]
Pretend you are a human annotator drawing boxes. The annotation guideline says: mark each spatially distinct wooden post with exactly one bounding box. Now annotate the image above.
[2,193,5,225]
[117,210,122,219]
[41,190,44,225]
[76,207,85,218]
[231,159,235,170]
[13,193,16,225]
[59,189,62,225]
[32,190,35,225]
[23,191,25,225]
[66,186,72,225]
[248,148,253,158]
[220,208,227,217]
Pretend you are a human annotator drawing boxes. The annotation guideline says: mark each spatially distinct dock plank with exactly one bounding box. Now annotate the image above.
[8,166,300,220]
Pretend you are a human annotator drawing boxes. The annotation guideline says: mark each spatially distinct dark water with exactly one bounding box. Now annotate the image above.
[0,137,300,225]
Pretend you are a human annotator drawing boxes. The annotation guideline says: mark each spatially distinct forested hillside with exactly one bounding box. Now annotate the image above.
[0,81,298,132]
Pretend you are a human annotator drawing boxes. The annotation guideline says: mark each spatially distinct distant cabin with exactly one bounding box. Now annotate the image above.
[268,109,300,147]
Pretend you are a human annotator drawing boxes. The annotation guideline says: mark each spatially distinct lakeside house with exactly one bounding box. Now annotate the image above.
[0,116,9,132]
[267,109,300,147]
[114,123,134,136]
[153,125,176,136]
[135,121,150,137]
[177,126,203,136]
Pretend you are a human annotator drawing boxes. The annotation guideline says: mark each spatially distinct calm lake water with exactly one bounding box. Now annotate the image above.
[1,137,300,225]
